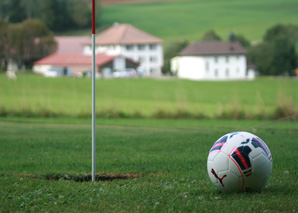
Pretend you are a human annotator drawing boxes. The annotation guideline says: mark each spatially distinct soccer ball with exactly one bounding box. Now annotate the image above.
[207,131,272,193]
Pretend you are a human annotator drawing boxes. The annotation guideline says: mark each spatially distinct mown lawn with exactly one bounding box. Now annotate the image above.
[0,118,297,211]
[0,74,297,118]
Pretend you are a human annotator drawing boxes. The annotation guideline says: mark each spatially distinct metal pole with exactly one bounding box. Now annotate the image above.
[92,0,96,182]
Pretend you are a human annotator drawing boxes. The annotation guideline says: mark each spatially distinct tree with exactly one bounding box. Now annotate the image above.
[248,41,273,75]
[229,33,250,48]
[69,0,101,28]
[0,0,102,31]
[0,19,9,70]
[248,24,298,75]
[269,35,296,75]
[201,30,222,41]
[8,19,57,68]
[264,24,298,44]
[36,0,73,31]
[162,40,189,75]
[0,0,32,22]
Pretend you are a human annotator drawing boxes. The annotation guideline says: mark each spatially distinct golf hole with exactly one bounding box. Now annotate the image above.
[16,173,140,182]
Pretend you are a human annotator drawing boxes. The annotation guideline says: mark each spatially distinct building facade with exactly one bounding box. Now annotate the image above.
[33,23,163,77]
[171,41,255,80]
[83,23,163,76]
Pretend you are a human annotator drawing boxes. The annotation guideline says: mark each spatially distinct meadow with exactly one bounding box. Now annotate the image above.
[0,75,297,211]
[0,117,297,211]
[0,74,297,119]
[94,0,298,42]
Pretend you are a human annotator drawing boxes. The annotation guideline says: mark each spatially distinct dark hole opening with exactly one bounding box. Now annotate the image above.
[14,173,139,182]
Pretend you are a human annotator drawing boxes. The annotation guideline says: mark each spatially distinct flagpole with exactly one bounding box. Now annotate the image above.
[92,0,96,182]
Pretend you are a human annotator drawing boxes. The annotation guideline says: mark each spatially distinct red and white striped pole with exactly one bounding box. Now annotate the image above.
[91,0,96,182]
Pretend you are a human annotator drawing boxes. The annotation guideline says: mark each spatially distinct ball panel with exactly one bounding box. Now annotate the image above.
[252,153,272,186]
[207,150,220,161]
[211,152,229,172]
[218,170,242,193]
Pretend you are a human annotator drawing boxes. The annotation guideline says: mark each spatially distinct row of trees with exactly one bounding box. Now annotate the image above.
[163,24,298,76]
[0,0,101,31]
[249,25,298,75]
[0,19,57,70]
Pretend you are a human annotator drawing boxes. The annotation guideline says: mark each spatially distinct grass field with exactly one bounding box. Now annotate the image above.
[0,74,297,119]
[83,0,298,42]
[0,117,297,211]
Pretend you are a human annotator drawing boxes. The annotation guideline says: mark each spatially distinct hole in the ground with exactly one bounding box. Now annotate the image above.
[15,173,139,182]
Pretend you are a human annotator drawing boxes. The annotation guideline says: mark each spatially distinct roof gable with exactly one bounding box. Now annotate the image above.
[88,23,162,45]
[179,41,246,56]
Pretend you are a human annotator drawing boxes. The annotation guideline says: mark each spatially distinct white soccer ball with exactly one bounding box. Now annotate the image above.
[207,131,272,193]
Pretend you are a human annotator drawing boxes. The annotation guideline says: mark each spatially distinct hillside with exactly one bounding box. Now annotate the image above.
[98,0,298,42]
[101,0,179,6]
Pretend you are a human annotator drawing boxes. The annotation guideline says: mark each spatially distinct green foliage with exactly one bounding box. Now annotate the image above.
[248,24,298,75]
[162,40,189,74]
[0,19,9,70]
[0,118,297,211]
[3,19,57,69]
[0,0,101,31]
[37,0,72,31]
[229,33,251,48]
[201,30,222,41]
[264,24,298,44]
[0,0,26,22]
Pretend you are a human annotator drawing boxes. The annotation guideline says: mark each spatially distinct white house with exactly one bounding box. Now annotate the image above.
[171,41,256,80]
[83,23,163,76]
[34,23,163,77]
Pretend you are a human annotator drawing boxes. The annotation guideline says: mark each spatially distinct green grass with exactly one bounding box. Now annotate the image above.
[0,117,297,211]
[72,0,298,42]
[0,74,297,119]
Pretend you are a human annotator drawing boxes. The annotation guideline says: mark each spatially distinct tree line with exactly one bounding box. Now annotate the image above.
[163,24,298,76]
[0,0,101,31]
[0,0,101,71]
[0,19,57,70]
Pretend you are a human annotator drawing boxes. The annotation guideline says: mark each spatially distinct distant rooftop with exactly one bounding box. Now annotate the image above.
[55,36,90,54]
[34,53,116,66]
[86,23,163,45]
[179,41,247,56]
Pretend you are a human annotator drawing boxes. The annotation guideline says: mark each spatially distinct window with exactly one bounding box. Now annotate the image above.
[108,45,115,51]
[138,56,145,62]
[214,56,218,63]
[214,69,218,77]
[149,44,157,50]
[226,69,229,77]
[205,61,209,71]
[149,56,158,63]
[138,44,145,51]
[150,67,158,74]
[125,45,134,51]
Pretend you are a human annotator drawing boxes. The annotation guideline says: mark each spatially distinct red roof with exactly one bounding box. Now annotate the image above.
[86,23,162,45]
[34,53,116,66]
[55,36,90,54]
